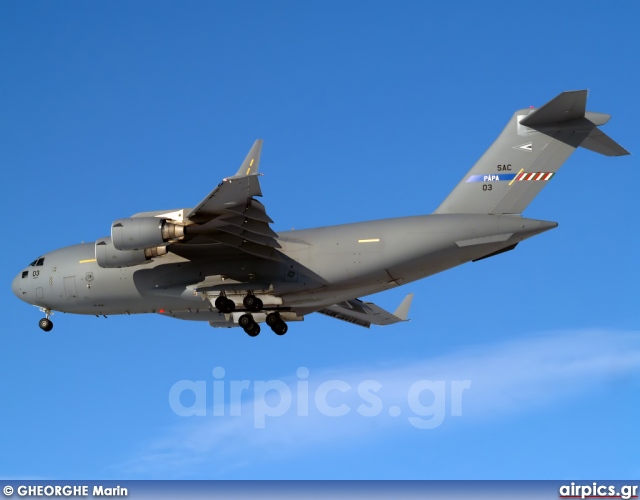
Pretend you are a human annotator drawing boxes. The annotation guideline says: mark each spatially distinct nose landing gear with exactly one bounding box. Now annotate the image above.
[38,309,53,331]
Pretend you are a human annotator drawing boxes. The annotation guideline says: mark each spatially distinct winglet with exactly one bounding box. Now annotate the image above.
[234,139,263,177]
[393,293,414,321]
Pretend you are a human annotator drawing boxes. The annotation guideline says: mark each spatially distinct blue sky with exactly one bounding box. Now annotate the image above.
[1,1,639,480]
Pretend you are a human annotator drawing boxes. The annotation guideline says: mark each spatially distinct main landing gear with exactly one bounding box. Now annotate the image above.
[266,312,288,336]
[214,295,236,314]
[38,309,53,331]
[214,293,288,336]
[215,293,265,314]
[242,293,263,312]
[238,312,288,337]
[238,312,289,337]
[238,313,261,337]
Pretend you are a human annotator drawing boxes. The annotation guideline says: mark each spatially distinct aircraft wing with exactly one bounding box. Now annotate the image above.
[152,140,282,260]
[317,293,413,328]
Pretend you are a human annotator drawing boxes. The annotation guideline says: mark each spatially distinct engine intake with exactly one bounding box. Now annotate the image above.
[95,237,168,269]
[111,217,185,251]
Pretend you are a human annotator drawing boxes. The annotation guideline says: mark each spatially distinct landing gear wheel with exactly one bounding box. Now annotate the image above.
[215,296,235,314]
[39,318,53,332]
[238,313,254,328]
[272,321,288,336]
[214,296,227,311]
[244,323,260,337]
[221,298,235,313]
[266,312,281,327]
[243,294,263,312]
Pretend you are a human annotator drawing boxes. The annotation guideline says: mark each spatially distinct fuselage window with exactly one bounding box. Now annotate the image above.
[36,258,45,266]
[22,271,28,278]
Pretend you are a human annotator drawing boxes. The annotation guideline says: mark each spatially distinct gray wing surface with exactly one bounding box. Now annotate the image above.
[186,139,265,223]
[184,140,280,259]
[135,140,281,260]
[317,293,413,328]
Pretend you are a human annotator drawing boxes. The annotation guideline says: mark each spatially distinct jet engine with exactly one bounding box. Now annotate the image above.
[111,217,185,251]
[95,236,168,269]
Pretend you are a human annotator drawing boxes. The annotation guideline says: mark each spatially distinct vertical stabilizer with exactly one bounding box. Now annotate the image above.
[434,91,629,215]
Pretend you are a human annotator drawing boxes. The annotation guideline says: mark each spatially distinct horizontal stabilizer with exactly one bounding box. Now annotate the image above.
[520,90,587,126]
[580,128,630,156]
[472,243,518,262]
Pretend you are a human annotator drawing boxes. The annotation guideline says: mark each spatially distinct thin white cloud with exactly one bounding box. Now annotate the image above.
[117,329,640,478]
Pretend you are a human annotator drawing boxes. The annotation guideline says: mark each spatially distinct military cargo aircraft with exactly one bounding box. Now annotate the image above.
[11,90,629,336]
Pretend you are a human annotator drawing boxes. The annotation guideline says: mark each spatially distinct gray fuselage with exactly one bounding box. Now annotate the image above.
[12,213,554,322]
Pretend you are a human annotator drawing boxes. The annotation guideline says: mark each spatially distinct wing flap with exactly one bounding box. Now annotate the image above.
[215,227,280,248]
[203,232,278,259]
[170,140,280,260]
[224,203,274,223]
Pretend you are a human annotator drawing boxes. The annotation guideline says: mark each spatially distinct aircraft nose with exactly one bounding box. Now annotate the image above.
[12,272,28,302]
[12,273,21,297]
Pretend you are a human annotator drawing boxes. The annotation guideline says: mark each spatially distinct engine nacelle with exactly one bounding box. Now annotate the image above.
[111,217,185,251]
[95,237,168,269]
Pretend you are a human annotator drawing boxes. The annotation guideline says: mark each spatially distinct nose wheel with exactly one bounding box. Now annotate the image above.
[38,310,53,332]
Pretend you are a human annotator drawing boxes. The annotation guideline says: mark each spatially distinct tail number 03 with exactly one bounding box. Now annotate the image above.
[482,184,493,191]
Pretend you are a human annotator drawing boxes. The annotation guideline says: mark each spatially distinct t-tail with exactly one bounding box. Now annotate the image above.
[434,90,629,215]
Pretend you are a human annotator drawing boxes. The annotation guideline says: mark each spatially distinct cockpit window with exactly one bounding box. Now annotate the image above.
[29,259,38,266]
[22,271,28,278]
[35,258,45,266]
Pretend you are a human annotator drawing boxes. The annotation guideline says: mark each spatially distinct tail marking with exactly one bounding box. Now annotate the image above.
[466,172,555,183]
